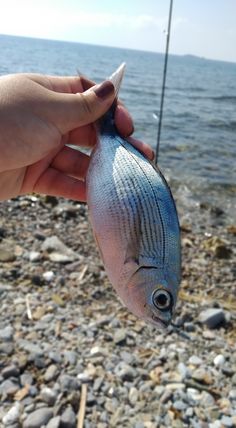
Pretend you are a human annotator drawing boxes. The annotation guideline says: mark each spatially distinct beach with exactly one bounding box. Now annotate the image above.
[0,195,235,428]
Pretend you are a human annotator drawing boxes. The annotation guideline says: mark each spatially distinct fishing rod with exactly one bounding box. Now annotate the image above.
[155,0,173,164]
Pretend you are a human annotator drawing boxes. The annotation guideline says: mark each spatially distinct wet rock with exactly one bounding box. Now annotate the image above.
[23,407,53,428]
[198,308,226,328]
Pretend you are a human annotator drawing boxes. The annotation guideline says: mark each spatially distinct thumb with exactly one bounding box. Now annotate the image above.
[48,80,115,133]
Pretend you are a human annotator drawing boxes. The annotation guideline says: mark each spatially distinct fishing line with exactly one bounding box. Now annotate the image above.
[155,0,173,164]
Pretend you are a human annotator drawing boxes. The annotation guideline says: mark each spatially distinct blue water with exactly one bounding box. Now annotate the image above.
[0,34,235,223]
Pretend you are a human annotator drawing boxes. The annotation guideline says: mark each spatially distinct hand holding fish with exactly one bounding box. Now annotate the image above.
[0,73,153,201]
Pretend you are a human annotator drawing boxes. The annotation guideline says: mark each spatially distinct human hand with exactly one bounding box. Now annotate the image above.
[0,73,154,201]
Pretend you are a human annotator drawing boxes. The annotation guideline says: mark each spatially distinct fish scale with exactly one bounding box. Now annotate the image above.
[87,64,181,328]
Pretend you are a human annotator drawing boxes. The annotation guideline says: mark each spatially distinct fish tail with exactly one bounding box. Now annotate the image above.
[98,63,126,135]
[108,62,126,97]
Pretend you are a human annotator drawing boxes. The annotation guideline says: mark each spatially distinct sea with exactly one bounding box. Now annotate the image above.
[0,34,235,227]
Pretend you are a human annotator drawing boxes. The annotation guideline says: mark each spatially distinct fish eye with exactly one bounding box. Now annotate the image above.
[152,289,172,311]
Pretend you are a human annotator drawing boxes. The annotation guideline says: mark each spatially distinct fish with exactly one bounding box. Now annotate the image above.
[86,63,181,328]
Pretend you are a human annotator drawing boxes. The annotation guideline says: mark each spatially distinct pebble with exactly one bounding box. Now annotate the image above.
[0,379,20,395]
[46,416,61,428]
[220,415,234,427]
[115,363,137,381]
[213,354,225,367]
[2,365,20,379]
[0,326,14,341]
[198,308,226,328]
[44,365,59,382]
[41,236,78,263]
[28,251,41,262]
[2,402,21,425]
[60,406,76,428]
[42,271,55,282]
[23,408,53,428]
[40,387,57,406]
[129,386,139,405]
[20,373,34,386]
[0,196,235,428]
[188,356,203,366]
[113,329,127,345]
[59,374,79,391]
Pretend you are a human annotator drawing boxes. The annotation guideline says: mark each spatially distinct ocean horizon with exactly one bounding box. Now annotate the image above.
[1,33,235,226]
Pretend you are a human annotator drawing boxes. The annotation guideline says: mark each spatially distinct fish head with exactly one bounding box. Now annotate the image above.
[124,265,179,329]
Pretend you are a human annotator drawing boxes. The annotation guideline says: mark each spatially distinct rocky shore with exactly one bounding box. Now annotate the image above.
[0,195,235,428]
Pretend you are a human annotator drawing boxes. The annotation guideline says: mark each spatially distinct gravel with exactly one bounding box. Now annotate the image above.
[0,195,235,427]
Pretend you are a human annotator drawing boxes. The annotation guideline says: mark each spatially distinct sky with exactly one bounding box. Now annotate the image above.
[0,0,235,63]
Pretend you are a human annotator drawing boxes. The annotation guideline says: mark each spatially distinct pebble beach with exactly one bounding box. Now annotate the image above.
[0,194,235,428]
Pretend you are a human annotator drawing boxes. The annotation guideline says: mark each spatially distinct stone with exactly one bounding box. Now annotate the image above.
[129,386,139,405]
[177,362,189,379]
[220,416,234,427]
[40,387,57,406]
[0,326,14,341]
[64,351,78,365]
[113,329,127,345]
[59,374,79,392]
[198,308,226,328]
[23,408,53,428]
[0,379,20,395]
[192,368,213,384]
[46,416,61,428]
[2,402,21,425]
[20,372,34,386]
[173,400,187,410]
[41,236,78,263]
[115,363,137,381]
[90,346,107,357]
[43,271,55,282]
[0,243,16,262]
[2,365,20,379]
[60,406,76,428]
[188,356,203,366]
[28,251,41,262]
[213,354,225,367]
[44,365,59,382]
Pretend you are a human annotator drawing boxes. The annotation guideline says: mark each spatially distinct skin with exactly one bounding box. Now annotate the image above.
[0,73,154,202]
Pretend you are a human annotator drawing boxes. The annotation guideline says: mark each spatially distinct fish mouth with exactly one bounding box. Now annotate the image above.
[151,314,171,328]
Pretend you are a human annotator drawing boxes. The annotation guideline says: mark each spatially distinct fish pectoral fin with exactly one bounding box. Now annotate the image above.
[124,240,140,267]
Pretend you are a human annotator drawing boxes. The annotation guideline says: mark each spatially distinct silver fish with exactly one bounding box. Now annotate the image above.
[86,63,181,328]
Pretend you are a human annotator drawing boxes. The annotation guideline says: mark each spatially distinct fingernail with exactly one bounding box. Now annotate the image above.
[94,81,114,100]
